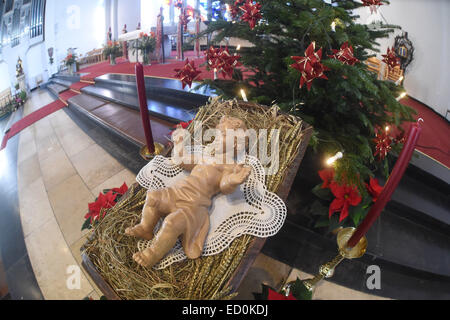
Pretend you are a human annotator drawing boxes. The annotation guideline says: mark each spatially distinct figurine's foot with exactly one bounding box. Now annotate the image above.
[125,224,154,240]
[133,250,155,267]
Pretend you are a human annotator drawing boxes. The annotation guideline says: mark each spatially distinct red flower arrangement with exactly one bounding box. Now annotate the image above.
[313,168,384,226]
[82,182,129,230]
[329,183,362,222]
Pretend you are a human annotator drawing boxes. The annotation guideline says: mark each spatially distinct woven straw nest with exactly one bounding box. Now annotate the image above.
[83,97,308,300]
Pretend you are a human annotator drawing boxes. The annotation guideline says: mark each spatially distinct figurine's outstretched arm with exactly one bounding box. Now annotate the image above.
[220,165,251,195]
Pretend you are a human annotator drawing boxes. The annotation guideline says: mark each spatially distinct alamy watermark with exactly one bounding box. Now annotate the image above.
[366,265,381,290]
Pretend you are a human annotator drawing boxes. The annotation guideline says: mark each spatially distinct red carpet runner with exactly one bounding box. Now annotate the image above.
[0,87,83,151]
[0,99,66,150]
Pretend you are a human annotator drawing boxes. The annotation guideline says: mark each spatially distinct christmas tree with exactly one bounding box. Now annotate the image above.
[198,0,416,229]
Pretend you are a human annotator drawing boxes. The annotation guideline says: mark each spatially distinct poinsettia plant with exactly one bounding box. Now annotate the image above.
[254,278,312,300]
[82,182,129,231]
[310,168,385,231]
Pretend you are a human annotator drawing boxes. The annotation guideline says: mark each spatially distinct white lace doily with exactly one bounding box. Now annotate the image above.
[135,151,286,269]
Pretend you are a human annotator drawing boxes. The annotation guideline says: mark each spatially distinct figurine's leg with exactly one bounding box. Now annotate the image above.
[133,209,187,267]
[125,191,162,240]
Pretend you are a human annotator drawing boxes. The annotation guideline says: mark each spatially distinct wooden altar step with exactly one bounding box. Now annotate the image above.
[81,86,194,124]
[68,93,172,148]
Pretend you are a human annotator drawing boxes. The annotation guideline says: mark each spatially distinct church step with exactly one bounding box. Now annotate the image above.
[50,78,73,88]
[93,74,212,107]
[66,93,173,148]
[53,73,81,83]
[47,83,68,96]
[81,85,194,124]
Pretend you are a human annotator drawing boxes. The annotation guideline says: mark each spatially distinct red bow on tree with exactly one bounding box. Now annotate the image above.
[373,127,393,161]
[328,42,360,66]
[329,183,362,222]
[179,9,191,31]
[290,42,329,91]
[205,47,242,78]
[239,0,262,30]
[230,0,245,19]
[216,47,242,78]
[205,46,220,68]
[174,59,202,89]
[382,47,400,70]
[362,0,384,14]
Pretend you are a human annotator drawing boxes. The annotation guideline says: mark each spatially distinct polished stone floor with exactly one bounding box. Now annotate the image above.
[4,89,387,300]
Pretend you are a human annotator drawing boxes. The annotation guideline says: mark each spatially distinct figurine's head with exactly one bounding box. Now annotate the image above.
[215,115,247,133]
[212,116,248,160]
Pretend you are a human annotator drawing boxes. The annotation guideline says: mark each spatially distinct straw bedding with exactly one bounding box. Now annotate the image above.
[83,97,308,299]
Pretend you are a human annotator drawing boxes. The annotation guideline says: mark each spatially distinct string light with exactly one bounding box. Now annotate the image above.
[326,151,343,166]
[331,21,336,32]
[236,44,241,51]
[395,76,404,85]
[240,89,248,102]
[396,92,407,101]
[213,68,218,80]
[385,126,390,132]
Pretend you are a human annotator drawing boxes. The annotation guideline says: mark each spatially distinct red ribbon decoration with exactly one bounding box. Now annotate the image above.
[382,47,400,70]
[239,0,262,30]
[328,42,360,66]
[174,59,202,89]
[290,42,329,91]
[205,47,242,79]
[179,9,191,32]
[362,0,384,14]
[373,127,393,161]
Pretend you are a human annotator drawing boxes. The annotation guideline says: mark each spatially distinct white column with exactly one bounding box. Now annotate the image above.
[112,0,119,40]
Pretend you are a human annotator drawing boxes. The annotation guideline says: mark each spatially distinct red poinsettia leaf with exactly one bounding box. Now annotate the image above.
[318,169,335,189]
[329,197,344,218]
[112,182,129,195]
[366,177,383,202]
[267,288,297,300]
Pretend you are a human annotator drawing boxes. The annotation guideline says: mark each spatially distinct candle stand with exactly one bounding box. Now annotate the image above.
[139,142,165,161]
[300,227,367,293]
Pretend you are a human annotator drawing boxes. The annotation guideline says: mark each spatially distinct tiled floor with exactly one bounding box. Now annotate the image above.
[16,90,136,300]
[13,89,387,300]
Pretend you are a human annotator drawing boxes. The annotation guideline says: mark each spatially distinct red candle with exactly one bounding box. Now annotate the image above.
[347,120,422,248]
[135,63,155,153]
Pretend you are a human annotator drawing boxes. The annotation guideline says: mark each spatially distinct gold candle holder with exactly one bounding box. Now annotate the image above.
[139,142,165,161]
[301,227,367,293]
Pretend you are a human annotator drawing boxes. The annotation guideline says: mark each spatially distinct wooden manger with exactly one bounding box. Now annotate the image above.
[81,98,313,300]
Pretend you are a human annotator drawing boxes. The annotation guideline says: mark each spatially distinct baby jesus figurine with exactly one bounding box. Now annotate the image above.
[126,116,251,267]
